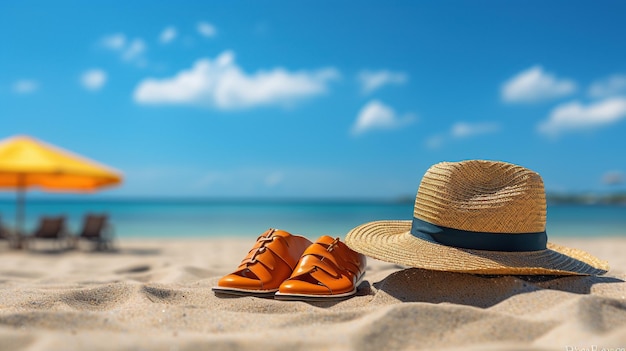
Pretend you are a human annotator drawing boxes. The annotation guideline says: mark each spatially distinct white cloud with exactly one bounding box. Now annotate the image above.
[159,26,177,44]
[351,100,414,135]
[100,34,146,66]
[191,167,379,198]
[501,65,576,103]
[122,39,146,62]
[426,121,500,149]
[133,50,339,109]
[12,80,39,94]
[265,172,284,187]
[197,22,217,37]
[101,33,126,50]
[588,74,626,98]
[358,70,407,94]
[426,134,445,149]
[451,122,500,138]
[194,168,288,193]
[602,171,624,186]
[81,69,107,91]
[538,97,626,136]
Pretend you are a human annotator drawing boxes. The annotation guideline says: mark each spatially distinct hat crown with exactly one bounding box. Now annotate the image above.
[414,160,546,233]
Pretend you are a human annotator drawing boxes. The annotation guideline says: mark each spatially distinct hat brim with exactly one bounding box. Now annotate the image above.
[345,220,609,275]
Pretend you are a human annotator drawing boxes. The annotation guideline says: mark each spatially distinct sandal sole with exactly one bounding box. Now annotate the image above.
[274,272,365,301]
[212,286,278,298]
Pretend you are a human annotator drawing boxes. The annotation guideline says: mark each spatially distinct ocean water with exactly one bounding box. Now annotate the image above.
[0,199,624,239]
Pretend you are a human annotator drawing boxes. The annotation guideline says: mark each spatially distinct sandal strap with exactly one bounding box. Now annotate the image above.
[293,254,340,278]
[237,229,300,269]
[289,237,364,283]
[232,229,309,284]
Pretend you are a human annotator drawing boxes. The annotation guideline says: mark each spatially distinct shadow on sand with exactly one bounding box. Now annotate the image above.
[372,268,624,308]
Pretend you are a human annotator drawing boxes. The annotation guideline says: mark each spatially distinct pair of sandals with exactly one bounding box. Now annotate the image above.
[212,228,367,300]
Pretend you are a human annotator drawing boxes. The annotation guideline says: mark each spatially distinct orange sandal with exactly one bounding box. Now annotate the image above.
[213,229,312,296]
[275,236,366,300]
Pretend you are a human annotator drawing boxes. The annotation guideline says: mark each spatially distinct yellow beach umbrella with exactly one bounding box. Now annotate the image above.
[0,135,123,236]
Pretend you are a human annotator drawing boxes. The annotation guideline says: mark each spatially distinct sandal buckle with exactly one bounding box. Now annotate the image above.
[327,237,340,252]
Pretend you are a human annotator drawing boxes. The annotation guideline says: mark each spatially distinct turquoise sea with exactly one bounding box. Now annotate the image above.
[0,199,624,239]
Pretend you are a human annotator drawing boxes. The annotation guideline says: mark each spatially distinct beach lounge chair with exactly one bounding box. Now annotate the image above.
[25,216,70,250]
[73,214,115,251]
[0,218,17,248]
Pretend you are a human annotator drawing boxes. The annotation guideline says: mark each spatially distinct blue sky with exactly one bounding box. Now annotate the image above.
[1,1,626,199]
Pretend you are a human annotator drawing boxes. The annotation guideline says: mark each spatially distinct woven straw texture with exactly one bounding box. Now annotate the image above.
[345,160,609,275]
[415,160,546,233]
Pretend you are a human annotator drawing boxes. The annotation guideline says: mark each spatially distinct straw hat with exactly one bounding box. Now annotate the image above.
[345,160,609,275]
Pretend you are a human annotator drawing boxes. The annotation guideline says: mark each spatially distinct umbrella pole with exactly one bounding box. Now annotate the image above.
[17,187,25,235]
[16,175,26,248]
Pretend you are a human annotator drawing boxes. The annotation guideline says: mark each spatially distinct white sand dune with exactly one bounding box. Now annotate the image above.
[0,237,625,351]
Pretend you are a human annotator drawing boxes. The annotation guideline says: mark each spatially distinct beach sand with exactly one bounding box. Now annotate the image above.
[0,236,625,351]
